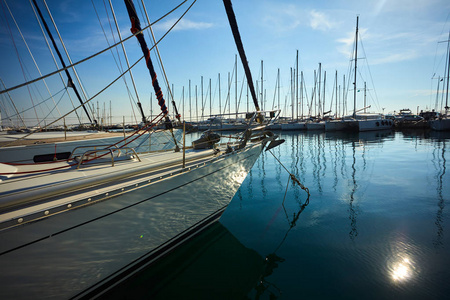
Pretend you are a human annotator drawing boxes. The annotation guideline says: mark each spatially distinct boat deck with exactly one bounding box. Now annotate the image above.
[0,146,224,226]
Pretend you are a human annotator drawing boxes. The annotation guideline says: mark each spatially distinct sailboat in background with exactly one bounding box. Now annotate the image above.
[347,16,393,132]
[0,1,282,299]
[430,31,450,131]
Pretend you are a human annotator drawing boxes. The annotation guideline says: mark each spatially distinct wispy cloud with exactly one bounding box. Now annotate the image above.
[153,18,214,32]
[261,4,304,32]
[309,10,334,31]
[336,28,368,57]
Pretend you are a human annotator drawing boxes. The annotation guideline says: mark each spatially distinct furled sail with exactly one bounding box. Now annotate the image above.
[124,0,172,124]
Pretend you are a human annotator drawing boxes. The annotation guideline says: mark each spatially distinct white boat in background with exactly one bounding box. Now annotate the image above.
[0,0,283,298]
[281,121,306,131]
[354,113,393,131]
[345,17,392,132]
[306,121,325,131]
[430,118,450,131]
[325,119,348,131]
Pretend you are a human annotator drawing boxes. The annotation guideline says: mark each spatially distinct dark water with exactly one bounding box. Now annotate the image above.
[105,130,450,300]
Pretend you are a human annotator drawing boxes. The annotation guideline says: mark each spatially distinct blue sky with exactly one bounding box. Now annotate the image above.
[0,0,450,127]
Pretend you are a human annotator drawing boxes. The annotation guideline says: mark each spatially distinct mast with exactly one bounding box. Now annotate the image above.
[353,16,359,118]
[318,63,321,118]
[301,71,304,120]
[364,82,367,113]
[261,60,264,111]
[323,71,326,116]
[235,55,238,118]
[218,73,221,118]
[31,0,95,125]
[278,68,280,114]
[445,31,450,115]
[291,68,295,121]
[223,0,260,112]
[335,70,338,118]
[296,50,299,120]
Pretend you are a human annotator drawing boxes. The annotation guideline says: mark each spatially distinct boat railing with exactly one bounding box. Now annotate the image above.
[69,144,121,160]
[75,147,141,169]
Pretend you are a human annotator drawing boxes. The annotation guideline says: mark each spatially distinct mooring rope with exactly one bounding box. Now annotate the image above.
[268,149,310,201]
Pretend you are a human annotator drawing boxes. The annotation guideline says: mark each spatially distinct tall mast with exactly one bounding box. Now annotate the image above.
[353,16,359,118]
[318,63,321,118]
[364,82,367,113]
[235,55,238,118]
[445,31,450,115]
[291,68,295,121]
[301,71,304,119]
[278,68,280,114]
[261,60,264,111]
[335,70,338,118]
[296,50,299,120]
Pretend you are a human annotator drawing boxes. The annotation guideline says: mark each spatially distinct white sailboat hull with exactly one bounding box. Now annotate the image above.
[280,122,306,131]
[358,119,393,131]
[325,120,348,131]
[306,122,325,131]
[0,142,265,299]
[430,119,450,131]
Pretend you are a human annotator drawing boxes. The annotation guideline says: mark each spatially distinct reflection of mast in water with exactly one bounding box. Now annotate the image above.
[309,133,325,193]
[252,150,311,299]
[349,141,358,241]
[253,189,310,300]
[329,137,339,191]
[259,151,268,199]
[433,139,446,248]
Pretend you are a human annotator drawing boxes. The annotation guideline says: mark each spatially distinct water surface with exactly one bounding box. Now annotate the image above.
[107,130,450,299]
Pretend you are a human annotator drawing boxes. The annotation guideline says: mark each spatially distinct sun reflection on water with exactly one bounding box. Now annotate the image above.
[391,257,413,282]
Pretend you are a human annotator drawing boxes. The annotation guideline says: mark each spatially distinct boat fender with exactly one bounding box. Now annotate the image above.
[376,122,379,126]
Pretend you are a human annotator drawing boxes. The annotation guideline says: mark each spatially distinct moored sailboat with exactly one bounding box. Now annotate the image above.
[0,1,282,298]
[430,31,450,131]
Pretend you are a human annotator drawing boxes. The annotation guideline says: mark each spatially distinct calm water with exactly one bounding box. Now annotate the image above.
[106,129,450,300]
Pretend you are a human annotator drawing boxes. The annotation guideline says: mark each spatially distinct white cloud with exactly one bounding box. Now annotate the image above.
[309,10,334,31]
[261,4,304,32]
[336,28,368,57]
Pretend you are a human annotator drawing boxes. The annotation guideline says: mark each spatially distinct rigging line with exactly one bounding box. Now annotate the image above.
[223,64,236,115]
[108,0,140,125]
[96,0,138,123]
[4,0,62,119]
[140,0,193,122]
[0,0,188,96]
[237,73,245,112]
[1,0,40,127]
[29,0,81,125]
[42,0,96,122]
[0,54,146,149]
[40,88,68,124]
[359,38,381,111]
[0,78,26,128]
[5,87,65,120]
